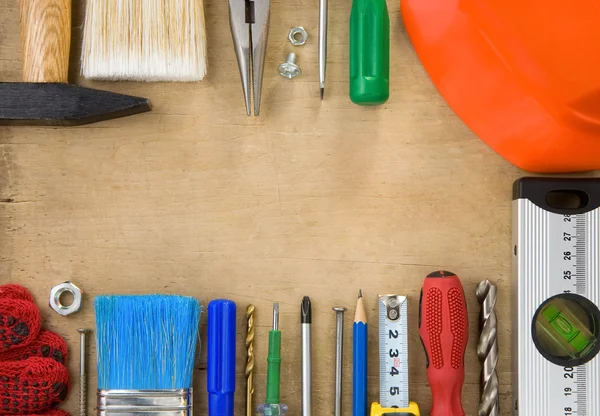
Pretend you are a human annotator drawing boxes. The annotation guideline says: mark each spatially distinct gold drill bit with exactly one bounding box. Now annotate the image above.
[246,304,256,416]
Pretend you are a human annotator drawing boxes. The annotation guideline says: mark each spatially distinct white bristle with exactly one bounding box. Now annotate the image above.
[81,0,207,82]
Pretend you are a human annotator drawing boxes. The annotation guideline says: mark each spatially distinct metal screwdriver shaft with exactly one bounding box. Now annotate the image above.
[476,280,499,416]
[319,0,328,99]
[333,307,346,416]
[258,303,288,416]
[301,297,312,416]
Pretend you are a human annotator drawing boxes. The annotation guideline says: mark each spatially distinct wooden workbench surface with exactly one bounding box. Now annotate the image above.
[0,0,560,414]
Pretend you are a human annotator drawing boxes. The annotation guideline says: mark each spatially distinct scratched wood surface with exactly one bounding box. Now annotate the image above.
[0,0,570,414]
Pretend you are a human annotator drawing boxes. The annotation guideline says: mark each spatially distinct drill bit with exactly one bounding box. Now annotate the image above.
[246,305,256,416]
[476,280,499,416]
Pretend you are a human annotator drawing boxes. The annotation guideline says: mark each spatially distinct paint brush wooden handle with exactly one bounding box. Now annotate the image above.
[20,0,71,83]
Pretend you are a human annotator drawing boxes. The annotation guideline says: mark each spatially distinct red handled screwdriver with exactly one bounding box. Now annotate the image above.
[419,271,469,416]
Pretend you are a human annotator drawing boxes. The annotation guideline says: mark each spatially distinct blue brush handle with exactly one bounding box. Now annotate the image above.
[353,321,368,416]
[207,299,237,416]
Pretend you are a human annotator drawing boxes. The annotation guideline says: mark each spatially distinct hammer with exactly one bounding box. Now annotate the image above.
[0,0,151,126]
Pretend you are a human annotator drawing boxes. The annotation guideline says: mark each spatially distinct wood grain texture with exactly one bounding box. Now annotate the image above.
[20,0,71,82]
[1,1,599,416]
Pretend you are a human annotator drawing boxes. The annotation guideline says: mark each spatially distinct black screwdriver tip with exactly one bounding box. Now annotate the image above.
[301,296,312,323]
[320,88,324,100]
[358,289,362,298]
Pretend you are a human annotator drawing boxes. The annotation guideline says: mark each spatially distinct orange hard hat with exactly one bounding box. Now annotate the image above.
[402,0,600,173]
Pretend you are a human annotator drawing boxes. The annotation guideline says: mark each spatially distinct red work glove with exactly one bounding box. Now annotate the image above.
[0,285,70,415]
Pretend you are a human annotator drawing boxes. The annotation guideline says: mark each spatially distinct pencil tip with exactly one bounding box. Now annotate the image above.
[358,289,362,298]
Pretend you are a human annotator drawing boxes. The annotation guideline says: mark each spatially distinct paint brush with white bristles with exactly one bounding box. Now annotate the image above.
[95,295,202,416]
[81,0,208,82]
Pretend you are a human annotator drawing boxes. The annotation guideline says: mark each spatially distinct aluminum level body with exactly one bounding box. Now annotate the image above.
[513,178,600,416]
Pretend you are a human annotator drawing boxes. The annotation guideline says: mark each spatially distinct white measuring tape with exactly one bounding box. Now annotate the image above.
[378,295,409,409]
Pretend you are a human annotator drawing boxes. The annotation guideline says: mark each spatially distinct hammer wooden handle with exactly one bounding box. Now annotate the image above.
[20,0,71,83]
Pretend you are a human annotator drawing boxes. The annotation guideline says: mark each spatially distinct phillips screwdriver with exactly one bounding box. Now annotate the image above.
[419,271,469,416]
[258,303,288,416]
[349,0,389,105]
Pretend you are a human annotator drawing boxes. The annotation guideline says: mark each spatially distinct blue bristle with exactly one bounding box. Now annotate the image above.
[95,295,202,390]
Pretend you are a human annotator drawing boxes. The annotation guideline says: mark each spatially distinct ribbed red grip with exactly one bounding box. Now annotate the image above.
[419,271,468,416]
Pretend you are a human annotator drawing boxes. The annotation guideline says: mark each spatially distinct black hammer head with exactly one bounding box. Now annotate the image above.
[0,83,151,126]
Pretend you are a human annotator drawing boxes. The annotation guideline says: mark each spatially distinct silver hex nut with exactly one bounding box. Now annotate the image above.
[49,282,83,316]
[289,27,308,46]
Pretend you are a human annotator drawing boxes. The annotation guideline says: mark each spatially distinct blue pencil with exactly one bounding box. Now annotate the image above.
[353,289,368,416]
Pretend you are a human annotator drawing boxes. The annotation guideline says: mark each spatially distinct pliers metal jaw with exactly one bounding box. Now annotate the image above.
[229,0,270,116]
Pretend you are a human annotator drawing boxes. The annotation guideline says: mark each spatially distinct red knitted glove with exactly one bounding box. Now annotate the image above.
[0,287,34,304]
[4,408,71,416]
[0,285,67,363]
[0,330,68,364]
[0,358,69,415]
[0,299,41,353]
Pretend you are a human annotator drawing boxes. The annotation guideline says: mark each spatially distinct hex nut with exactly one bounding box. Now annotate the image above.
[49,282,83,316]
[289,27,308,46]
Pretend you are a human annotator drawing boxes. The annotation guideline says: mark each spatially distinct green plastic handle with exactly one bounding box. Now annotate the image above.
[266,329,282,404]
[349,0,390,105]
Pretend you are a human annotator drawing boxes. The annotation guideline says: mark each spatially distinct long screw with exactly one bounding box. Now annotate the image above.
[246,305,256,416]
[476,280,499,416]
[332,307,346,416]
[77,328,91,416]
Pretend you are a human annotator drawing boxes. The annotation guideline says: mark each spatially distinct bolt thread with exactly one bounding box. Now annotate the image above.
[286,53,297,65]
[476,281,499,416]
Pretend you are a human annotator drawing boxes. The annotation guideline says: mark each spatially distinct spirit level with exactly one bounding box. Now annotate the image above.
[513,177,600,415]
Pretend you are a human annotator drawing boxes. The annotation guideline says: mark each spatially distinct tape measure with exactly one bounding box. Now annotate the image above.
[371,295,419,416]
[513,178,600,416]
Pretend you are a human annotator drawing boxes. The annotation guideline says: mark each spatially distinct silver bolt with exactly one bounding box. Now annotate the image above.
[332,307,346,416]
[278,53,302,79]
[77,328,91,416]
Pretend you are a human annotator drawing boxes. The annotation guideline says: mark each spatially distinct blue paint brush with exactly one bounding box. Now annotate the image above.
[95,295,202,416]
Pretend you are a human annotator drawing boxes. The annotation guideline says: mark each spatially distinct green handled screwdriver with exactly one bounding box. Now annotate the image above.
[258,303,288,416]
[349,0,390,105]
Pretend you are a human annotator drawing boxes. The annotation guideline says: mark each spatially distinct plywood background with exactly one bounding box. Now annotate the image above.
[0,0,573,414]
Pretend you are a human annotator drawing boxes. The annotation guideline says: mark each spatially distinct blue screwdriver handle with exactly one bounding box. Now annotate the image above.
[207,299,237,416]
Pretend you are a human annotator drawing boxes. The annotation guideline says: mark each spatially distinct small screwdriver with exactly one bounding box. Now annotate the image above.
[258,303,288,416]
[349,0,389,105]
[419,271,469,416]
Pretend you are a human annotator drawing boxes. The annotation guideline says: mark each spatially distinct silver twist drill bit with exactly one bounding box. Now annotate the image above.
[246,305,256,416]
[476,280,499,416]
[77,328,91,416]
[332,307,346,416]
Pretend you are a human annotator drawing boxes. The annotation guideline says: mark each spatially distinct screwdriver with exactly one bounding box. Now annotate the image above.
[258,303,288,416]
[349,0,389,105]
[419,271,469,416]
